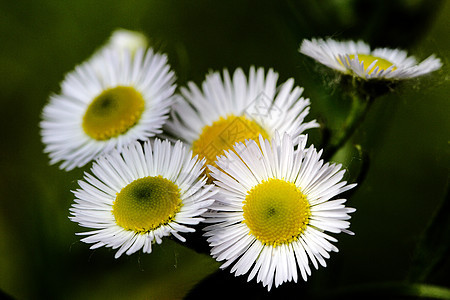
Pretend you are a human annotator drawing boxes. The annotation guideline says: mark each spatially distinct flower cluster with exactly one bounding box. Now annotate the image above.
[40,29,441,290]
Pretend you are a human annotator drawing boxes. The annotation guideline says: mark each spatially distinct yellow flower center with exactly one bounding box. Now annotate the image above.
[192,115,269,171]
[243,178,311,246]
[112,175,182,232]
[348,54,397,74]
[83,86,145,140]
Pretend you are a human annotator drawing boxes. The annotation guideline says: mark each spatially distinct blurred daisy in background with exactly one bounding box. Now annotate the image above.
[102,28,149,54]
[204,132,356,290]
[300,38,442,80]
[70,139,215,258]
[40,43,176,170]
[165,67,319,176]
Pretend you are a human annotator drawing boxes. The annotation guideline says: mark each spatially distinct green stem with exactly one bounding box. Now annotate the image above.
[320,282,450,299]
[324,91,373,160]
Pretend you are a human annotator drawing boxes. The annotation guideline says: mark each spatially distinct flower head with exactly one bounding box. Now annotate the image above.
[300,38,442,80]
[165,67,319,175]
[70,139,215,258]
[104,28,149,54]
[204,132,356,290]
[41,47,176,170]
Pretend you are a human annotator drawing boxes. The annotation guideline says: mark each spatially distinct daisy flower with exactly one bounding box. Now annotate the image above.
[40,46,176,170]
[70,139,215,258]
[204,132,356,290]
[300,38,442,80]
[165,67,319,174]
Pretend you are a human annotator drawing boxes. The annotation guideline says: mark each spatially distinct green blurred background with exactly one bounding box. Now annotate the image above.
[0,0,449,299]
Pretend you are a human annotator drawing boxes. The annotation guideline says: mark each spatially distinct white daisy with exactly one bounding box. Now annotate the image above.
[165,67,319,174]
[204,132,356,290]
[40,46,176,170]
[300,38,442,80]
[70,139,215,258]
